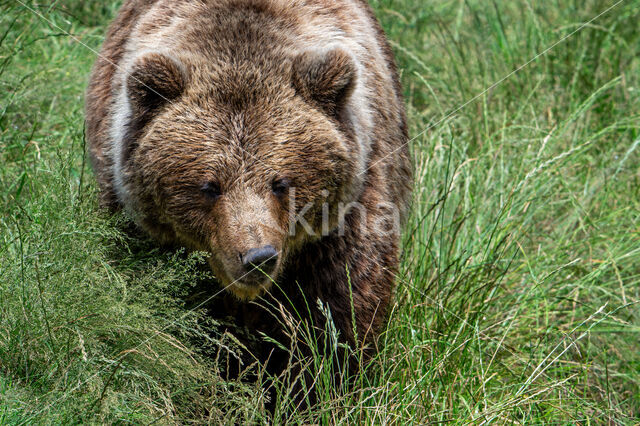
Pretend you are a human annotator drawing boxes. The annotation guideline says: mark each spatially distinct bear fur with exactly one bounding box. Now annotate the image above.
[86,0,412,402]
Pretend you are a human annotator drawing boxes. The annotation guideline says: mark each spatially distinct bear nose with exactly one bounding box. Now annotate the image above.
[241,245,278,276]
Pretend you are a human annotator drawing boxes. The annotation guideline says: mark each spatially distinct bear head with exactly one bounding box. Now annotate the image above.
[115,49,363,300]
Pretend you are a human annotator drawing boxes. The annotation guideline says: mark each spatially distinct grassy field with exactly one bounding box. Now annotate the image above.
[1,0,639,423]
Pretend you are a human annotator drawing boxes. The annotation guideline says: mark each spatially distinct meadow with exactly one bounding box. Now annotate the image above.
[1,0,638,423]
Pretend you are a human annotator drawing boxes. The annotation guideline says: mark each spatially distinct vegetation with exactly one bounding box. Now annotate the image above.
[1,0,638,423]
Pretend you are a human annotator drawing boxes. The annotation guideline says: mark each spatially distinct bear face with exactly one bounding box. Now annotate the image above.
[117,50,362,299]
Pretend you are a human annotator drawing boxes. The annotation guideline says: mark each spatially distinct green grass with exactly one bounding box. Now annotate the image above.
[1,0,639,423]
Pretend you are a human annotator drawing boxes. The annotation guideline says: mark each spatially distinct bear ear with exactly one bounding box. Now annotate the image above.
[126,53,187,123]
[292,48,357,117]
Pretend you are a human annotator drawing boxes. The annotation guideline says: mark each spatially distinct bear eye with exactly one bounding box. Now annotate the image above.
[201,181,222,200]
[271,178,291,196]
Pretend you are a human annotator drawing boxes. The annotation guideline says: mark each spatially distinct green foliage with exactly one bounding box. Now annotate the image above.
[1,0,639,423]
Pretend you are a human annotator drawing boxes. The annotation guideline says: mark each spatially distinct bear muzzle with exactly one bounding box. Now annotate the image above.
[208,243,282,300]
[240,245,279,284]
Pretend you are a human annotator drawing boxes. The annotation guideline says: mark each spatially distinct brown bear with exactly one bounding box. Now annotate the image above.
[86,0,412,406]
